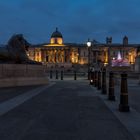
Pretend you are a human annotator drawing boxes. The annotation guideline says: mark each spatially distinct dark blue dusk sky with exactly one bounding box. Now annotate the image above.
[0,0,140,44]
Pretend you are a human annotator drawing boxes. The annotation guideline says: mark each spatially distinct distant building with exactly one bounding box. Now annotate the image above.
[90,35,139,67]
[28,28,140,69]
[28,28,89,68]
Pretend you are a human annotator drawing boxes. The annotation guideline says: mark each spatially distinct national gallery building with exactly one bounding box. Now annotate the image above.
[27,28,140,69]
[28,28,88,68]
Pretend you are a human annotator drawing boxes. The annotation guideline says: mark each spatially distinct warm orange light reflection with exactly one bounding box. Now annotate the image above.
[50,37,63,44]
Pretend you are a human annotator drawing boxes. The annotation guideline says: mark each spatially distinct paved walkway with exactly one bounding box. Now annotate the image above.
[90,78,140,140]
[0,84,55,116]
[0,86,41,103]
[0,80,137,140]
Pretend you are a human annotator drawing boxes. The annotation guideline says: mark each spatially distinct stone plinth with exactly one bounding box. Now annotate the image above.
[0,64,48,87]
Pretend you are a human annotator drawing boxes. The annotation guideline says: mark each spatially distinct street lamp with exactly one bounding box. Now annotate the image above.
[87,39,91,48]
[87,39,92,80]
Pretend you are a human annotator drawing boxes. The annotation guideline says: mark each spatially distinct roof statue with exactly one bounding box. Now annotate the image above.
[0,34,41,64]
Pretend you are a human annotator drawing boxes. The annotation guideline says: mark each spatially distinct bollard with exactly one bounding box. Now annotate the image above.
[94,71,98,87]
[97,71,101,90]
[90,71,93,85]
[50,70,53,79]
[56,70,58,79]
[119,73,129,112]
[61,70,63,80]
[88,70,90,80]
[74,70,77,80]
[101,68,107,94]
[90,71,95,85]
[108,71,115,101]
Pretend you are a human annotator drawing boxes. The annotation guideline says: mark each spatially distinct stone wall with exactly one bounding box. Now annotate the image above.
[0,64,48,87]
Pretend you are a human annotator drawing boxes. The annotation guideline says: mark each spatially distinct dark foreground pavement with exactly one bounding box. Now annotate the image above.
[0,81,135,140]
[0,86,41,103]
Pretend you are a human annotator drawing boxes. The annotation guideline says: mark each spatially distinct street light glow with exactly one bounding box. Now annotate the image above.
[87,41,91,47]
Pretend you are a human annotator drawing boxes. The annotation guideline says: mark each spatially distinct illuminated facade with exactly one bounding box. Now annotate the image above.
[28,28,89,68]
[28,28,140,69]
[94,37,138,66]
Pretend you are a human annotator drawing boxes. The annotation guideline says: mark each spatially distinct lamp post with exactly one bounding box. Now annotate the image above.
[87,39,92,80]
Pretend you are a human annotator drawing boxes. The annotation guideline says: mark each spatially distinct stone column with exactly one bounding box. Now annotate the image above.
[48,50,50,63]
[56,49,58,63]
[63,50,65,63]
[41,49,44,62]
[108,71,115,101]
[64,49,67,63]
[119,73,129,112]
[64,49,70,63]
[51,50,54,63]
[49,50,52,63]
[53,50,55,63]
[67,49,70,63]
[44,50,46,62]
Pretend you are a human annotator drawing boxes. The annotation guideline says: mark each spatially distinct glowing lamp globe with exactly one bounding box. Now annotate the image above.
[87,41,91,47]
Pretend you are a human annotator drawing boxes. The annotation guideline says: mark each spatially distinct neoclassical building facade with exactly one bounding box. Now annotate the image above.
[28,28,89,68]
[91,36,139,67]
[27,28,140,69]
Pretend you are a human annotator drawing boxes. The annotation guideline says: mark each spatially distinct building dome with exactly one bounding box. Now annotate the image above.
[51,28,63,38]
[50,28,63,44]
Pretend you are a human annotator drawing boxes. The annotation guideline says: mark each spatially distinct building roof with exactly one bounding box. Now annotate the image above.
[30,42,140,49]
[93,43,140,48]
[51,28,63,38]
